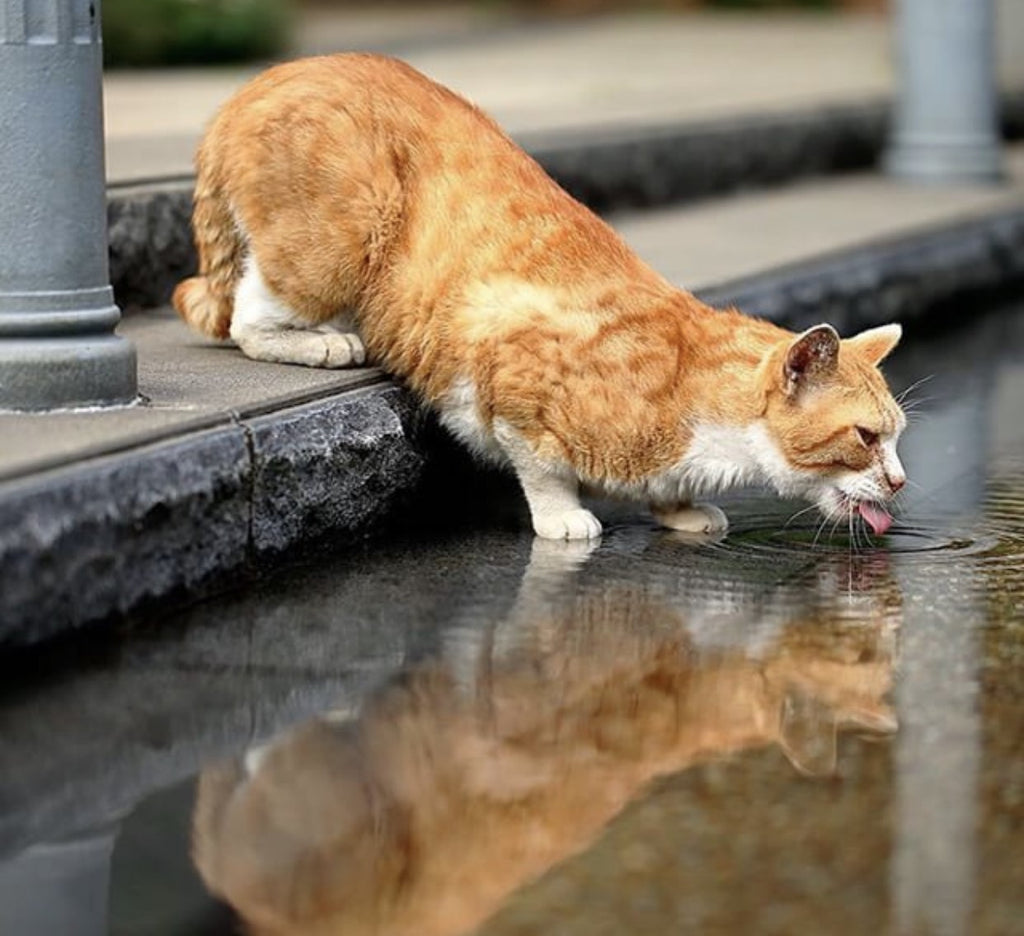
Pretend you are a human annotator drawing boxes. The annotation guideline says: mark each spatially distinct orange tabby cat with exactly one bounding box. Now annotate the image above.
[173,53,907,540]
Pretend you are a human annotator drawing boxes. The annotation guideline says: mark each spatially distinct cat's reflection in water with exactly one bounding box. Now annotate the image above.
[193,536,901,936]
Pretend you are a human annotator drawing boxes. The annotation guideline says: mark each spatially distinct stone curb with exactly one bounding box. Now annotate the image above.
[106,91,1024,312]
[2,202,1024,648]
[0,384,424,647]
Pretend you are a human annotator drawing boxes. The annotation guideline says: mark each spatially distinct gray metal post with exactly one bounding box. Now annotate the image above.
[0,824,117,936]
[886,0,1004,183]
[0,0,136,410]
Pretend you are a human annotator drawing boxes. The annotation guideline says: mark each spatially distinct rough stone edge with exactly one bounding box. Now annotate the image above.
[105,91,1024,312]
[0,424,251,646]
[0,383,425,647]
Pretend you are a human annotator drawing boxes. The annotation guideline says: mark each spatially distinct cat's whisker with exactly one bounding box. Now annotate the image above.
[783,503,820,529]
[900,393,935,407]
[899,397,935,416]
[846,512,858,599]
[893,478,945,514]
[811,514,833,549]
[826,512,845,546]
[896,374,935,406]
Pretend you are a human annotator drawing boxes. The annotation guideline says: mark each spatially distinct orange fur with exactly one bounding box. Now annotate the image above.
[172,169,244,340]
[174,54,907,537]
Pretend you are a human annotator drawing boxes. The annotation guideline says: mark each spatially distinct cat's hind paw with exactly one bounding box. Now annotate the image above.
[533,508,602,541]
[652,502,729,535]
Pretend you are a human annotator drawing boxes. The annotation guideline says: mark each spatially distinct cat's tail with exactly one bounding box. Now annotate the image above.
[172,178,243,341]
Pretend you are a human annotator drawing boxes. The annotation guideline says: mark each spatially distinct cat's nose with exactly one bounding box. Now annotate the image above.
[887,473,905,493]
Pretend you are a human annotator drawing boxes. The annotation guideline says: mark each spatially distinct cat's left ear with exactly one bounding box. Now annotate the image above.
[783,324,840,397]
[845,323,902,366]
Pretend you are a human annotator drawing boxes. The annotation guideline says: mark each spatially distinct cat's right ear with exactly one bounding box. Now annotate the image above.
[778,691,837,777]
[782,324,840,397]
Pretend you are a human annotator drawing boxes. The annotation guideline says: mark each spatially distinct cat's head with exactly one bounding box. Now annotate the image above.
[760,323,906,534]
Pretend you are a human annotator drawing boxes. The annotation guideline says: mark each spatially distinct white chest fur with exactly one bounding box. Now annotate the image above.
[676,423,773,493]
[602,422,804,505]
[673,422,812,500]
[438,376,506,464]
[437,376,808,506]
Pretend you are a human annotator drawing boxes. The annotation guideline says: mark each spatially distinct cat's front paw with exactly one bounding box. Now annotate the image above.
[321,333,366,368]
[532,508,602,541]
[652,502,729,535]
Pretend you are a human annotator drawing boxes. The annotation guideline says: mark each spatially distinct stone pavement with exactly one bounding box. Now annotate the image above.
[101,5,1024,184]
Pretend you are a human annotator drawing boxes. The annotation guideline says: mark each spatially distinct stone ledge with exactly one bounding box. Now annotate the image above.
[0,426,251,646]
[106,91,1024,312]
[0,384,424,647]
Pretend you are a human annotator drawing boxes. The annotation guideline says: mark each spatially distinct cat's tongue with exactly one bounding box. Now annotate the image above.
[857,502,893,536]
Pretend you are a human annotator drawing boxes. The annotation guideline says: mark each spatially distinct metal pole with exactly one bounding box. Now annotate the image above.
[0,0,136,410]
[886,0,1004,183]
[0,824,118,936]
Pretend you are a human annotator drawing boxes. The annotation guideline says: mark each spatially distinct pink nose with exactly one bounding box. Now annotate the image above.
[888,475,906,493]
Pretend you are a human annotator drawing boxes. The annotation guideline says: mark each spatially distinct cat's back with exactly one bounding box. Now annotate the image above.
[202,53,518,181]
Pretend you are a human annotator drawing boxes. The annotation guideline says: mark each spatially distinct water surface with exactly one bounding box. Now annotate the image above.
[1,303,1022,936]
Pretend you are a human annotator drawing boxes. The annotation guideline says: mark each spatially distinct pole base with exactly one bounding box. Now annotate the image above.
[0,333,137,411]
[885,138,1006,184]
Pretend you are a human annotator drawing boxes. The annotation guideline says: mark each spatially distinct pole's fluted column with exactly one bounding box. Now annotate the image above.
[0,0,136,410]
[886,0,1004,183]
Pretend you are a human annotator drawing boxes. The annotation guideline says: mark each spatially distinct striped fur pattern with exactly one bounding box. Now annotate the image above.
[174,54,907,539]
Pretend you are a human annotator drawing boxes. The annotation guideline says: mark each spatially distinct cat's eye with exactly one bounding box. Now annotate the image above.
[856,426,879,447]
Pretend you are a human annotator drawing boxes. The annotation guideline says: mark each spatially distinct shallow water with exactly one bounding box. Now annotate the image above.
[1,302,1023,936]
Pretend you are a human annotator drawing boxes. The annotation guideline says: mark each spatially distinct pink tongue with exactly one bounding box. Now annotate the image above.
[857,502,893,536]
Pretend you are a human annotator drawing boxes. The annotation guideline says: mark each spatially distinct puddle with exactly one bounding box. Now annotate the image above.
[726,519,1003,559]
[1,300,1023,936]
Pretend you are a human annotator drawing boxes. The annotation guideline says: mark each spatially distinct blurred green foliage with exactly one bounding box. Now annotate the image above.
[706,0,834,7]
[481,0,845,9]
[102,0,292,68]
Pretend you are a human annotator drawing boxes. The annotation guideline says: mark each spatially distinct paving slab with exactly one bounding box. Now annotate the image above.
[612,147,1024,287]
[0,309,384,481]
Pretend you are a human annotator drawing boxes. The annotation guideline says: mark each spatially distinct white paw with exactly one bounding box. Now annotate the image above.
[244,743,271,777]
[533,508,603,541]
[321,333,366,368]
[528,536,600,566]
[652,502,729,534]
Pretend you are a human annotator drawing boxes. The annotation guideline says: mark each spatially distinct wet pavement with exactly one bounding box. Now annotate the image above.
[1,301,1023,935]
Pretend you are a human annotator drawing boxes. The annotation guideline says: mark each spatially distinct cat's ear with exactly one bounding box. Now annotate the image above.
[783,324,840,396]
[845,323,902,366]
[778,691,837,777]
[778,692,898,776]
